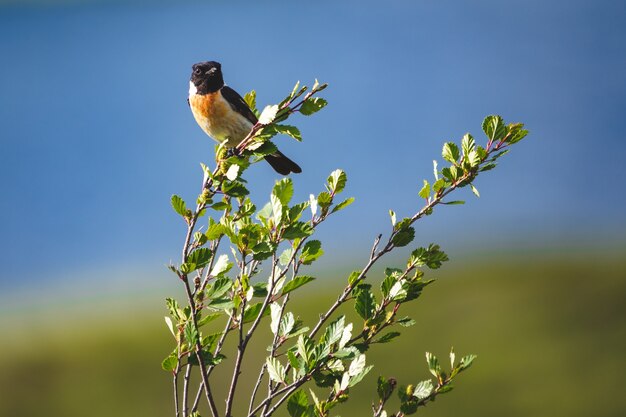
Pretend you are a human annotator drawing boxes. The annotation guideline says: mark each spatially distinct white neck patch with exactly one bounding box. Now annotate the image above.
[189,81,198,96]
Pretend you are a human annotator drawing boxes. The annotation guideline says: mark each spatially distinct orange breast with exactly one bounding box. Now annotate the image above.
[189,91,253,147]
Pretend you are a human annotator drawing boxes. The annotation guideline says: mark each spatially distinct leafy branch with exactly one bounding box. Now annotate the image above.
[164,79,528,417]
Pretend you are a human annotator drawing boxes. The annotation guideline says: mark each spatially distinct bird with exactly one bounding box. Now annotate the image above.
[188,61,302,175]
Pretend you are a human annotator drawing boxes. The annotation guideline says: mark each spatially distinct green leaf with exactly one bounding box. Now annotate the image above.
[441,200,465,205]
[221,181,249,197]
[348,353,366,376]
[479,162,497,172]
[210,201,230,211]
[164,316,176,338]
[271,193,283,225]
[287,389,312,417]
[413,379,434,400]
[257,201,273,222]
[206,277,232,299]
[210,255,232,277]
[171,195,188,218]
[322,316,345,346]
[251,282,268,298]
[259,104,279,125]
[381,268,401,297]
[482,115,506,142]
[197,312,221,327]
[438,384,454,394]
[206,298,235,311]
[165,298,181,321]
[194,231,208,247]
[418,180,431,199]
[282,275,316,295]
[296,335,316,368]
[188,350,224,366]
[397,317,416,327]
[161,351,178,372]
[373,331,401,344]
[251,242,274,261]
[354,284,376,320]
[442,142,460,164]
[391,226,415,247]
[180,262,196,274]
[289,202,308,222]
[274,124,302,141]
[242,89,258,110]
[250,141,278,157]
[459,354,477,371]
[348,270,361,286]
[283,222,314,240]
[399,386,418,415]
[349,364,374,387]
[300,97,328,116]
[225,164,240,181]
[470,184,480,197]
[273,178,294,206]
[377,376,397,401]
[327,169,347,194]
[461,133,475,156]
[187,248,212,270]
[243,302,270,324]
[279,247,294,266]
[331,197,355,213]
[317,191,332,210]
[491,149,510,161]
[507,123,528,144]
[300,240,323,265]
[425,352,441,378]
[280,314,308,340]
[266,357,286,384]
[408,244,448,269]
[244,90,257,113]
[270,303,282,335]
[433,178,446,193]
[289,81,301,100]
[467,149,481,167]
[441,166,459,182]
[202,333,221,351]
[309,194,318,217]
[287,349,302,371]
[184,320,199,346]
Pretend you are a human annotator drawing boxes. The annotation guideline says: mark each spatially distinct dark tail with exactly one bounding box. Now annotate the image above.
[264,150,302,175]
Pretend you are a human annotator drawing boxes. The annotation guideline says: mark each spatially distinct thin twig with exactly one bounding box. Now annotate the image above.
[182,364,192,417]
[183,279,220,417]
[191,315,234,413]
[173,370,180,417]
[248,362,267,415]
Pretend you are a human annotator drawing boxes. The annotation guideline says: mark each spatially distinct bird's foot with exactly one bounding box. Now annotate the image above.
[225,148,241,158]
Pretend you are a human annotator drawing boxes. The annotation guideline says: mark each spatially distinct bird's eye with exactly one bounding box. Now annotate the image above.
[194,67,202,75]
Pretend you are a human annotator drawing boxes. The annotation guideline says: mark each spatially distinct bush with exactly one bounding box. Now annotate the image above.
[164,80,528,417]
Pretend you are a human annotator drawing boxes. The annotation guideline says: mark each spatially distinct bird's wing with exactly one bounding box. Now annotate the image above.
[221,86,258,125]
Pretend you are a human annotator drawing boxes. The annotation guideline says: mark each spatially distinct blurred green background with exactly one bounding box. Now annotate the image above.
[2,251,625,417]
[1,0,625,416]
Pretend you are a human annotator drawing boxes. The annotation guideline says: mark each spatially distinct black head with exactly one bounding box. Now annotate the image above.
[190,61,224,94]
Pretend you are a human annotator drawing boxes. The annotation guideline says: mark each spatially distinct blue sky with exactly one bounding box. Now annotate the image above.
[0,0,625,289]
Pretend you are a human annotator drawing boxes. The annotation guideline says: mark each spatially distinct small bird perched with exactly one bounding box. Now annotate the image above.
[188,61,302,175]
